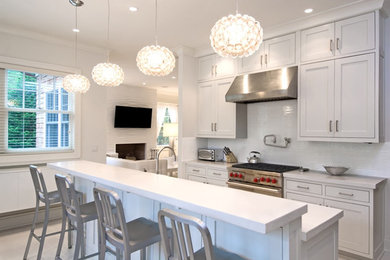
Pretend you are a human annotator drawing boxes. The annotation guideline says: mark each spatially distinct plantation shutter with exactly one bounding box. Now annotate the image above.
[0,69,5,153]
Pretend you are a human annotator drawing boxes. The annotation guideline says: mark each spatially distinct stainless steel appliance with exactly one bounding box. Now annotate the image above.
[198,148,224,162]
[227,163,300,197]
[225,66,298,103]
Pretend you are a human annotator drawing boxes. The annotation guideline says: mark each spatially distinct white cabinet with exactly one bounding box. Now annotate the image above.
[239,33,296,73]
[198,54,237,81]
[197,78,247,138]
[185,162,228,187]
[301,13,375,62]
[299,53,376,142]
[284,171,385,259]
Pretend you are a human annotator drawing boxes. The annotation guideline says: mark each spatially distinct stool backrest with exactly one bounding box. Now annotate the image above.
[55,174,81,220]
[29,165,48,202]
[93,187,128,248]
[158,208,214,260]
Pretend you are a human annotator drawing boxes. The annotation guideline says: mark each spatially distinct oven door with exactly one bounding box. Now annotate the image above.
[227,181,283,198]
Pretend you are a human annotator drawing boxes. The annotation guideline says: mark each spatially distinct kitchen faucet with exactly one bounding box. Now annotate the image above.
[156,146,176,174]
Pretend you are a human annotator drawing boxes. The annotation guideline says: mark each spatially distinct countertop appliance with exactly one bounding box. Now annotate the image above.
[227,162,300,197]
[198,148,224,162]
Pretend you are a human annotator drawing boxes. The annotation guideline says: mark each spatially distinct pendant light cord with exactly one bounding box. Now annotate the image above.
[74,6,78,68]
[155,0,158,45]
[106,0,110,62]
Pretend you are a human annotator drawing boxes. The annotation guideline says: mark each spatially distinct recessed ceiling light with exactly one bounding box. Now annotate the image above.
[129,6,138,12]
[142,82,146,86]
[304,8,313,14]
[171,76,176,79]
[72,28,80,33]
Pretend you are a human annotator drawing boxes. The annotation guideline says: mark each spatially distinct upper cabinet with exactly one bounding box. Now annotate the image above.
[238,33,296,74]
[301,13,375,63]
[198,54,237,82]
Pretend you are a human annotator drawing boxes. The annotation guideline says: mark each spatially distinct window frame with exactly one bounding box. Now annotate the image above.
[0,56,81,167]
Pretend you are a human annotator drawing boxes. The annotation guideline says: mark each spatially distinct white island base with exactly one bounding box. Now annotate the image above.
[49,160,342,260]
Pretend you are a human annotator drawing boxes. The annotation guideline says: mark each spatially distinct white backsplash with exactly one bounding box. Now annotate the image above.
[207,100,390,178]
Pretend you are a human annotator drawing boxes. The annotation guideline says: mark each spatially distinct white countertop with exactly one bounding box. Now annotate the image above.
[185,160,238,169]
[284,170,385,189]
[49,160,307,234]
[301,204,343,241]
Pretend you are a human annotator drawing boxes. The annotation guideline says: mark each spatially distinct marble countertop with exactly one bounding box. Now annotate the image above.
[49,160,308,234]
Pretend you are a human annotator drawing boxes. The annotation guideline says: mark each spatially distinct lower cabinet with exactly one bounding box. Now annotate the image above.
[284,174,385,260]
[185,162,228,187]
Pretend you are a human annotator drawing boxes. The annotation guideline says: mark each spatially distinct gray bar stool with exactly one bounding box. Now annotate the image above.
[158,208,246,260]
[55,174,99,260]
[93,187,162,260]
[23,165,73,260]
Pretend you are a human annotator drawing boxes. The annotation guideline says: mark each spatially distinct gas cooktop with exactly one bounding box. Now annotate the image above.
[232,162,300,173]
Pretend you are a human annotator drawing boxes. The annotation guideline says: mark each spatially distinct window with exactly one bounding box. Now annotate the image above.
[156,103,178,146]
[0,68,74,153]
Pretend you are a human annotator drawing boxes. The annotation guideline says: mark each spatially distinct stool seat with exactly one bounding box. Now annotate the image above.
[120,217,161,250]
[78,201,98,222]
[194,246,246,260]
[39,190,61,203]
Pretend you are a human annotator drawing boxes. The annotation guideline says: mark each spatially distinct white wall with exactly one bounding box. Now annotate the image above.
[0,30,108,163]
[106,85,157,159]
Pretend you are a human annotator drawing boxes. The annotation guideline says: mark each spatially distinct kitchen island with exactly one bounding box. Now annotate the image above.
[48,160,341,260]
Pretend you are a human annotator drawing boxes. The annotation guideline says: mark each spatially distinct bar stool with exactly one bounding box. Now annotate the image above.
[158,208,246,260]
[55,174,99,260]
[93,187,162,260]
[23,165,74,260]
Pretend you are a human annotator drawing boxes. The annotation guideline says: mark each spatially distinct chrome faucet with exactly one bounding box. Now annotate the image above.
[156,146,177,174]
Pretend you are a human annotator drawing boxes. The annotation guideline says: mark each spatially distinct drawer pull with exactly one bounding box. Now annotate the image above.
[297,185,310,190]
[339,192,354,197]
[212,172,222,176]
[192,169,200,172]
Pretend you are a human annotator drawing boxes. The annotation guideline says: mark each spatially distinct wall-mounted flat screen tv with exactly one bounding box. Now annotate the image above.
[114,106,152,128]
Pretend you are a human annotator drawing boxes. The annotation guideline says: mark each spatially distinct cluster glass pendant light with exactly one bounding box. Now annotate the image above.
[210,0,263,58]
[136,0,175,76]
[92,0,124,87]
[63,3,90,93]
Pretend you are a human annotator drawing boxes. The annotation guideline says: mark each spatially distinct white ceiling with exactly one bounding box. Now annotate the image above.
[0,0,380,95]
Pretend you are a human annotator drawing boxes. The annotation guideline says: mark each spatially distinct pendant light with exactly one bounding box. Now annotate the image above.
[210,0,263,58]
[63,3,90,93]
[136,0,175,76]
[92,0,124,87]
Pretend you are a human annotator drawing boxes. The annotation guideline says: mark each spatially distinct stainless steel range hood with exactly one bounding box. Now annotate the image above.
[225,66,298,103]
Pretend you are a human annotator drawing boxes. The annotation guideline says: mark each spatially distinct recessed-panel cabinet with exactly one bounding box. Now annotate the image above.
[197,81,216,136]
[301,23,335,62]
[299,53,376,142]
[198,54,237,82]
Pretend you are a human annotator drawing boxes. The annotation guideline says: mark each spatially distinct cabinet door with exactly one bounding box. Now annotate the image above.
[198,55,215,81]
[207,177,227,187]
[264,33,296,69]
[335,13,375,56]
[285,192,324,206]
[238,45,264,73]
[334,54,375,138]
[325,199,370,255]
[301,23,335,62]
[299,61,335,137]
[188,174,206,184]
[215,78,236,138]
[197,82,216,137]
[214,56,237,79]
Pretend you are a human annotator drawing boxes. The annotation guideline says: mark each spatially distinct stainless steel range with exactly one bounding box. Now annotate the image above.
[227,163,300,197]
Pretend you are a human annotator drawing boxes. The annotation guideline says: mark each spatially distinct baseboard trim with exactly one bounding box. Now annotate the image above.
[0,205,62,232]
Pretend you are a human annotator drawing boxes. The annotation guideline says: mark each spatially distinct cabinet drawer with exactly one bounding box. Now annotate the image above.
[285,180,322,195]
[188,174,206,183]
[186,166,206,176]
[206,169,227,180]
[207,177,227,187]
[285,192,324,206]
[325,185,369,203]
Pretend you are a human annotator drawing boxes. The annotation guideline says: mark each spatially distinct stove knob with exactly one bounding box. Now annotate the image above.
[229,172,234,177]
[253,178,259,183]
[266,177,271,183]
[260,177,265,182]
[234,172,239,178]
[239,173,243,179]
[272,178,277,184]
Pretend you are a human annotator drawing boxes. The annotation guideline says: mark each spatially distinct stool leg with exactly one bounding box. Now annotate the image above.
[56,209,67,259]
[140,248,146,260]
[37,203,50,260]
[80,223,86,258]
[73,221,83,260]
[68,218,72,249]
[23,199,39,260]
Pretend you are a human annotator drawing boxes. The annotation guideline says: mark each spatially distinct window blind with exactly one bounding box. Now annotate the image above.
[0,67,74,154]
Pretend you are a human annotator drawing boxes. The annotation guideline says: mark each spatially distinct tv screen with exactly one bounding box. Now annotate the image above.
[114,106,152,128]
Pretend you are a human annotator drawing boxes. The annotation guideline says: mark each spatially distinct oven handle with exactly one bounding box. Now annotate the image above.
[227,181,282,194]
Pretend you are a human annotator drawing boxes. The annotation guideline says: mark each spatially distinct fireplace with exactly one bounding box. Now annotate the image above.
[116,143,146,160]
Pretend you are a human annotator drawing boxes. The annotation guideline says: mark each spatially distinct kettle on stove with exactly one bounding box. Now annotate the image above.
[247,151,261,163]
